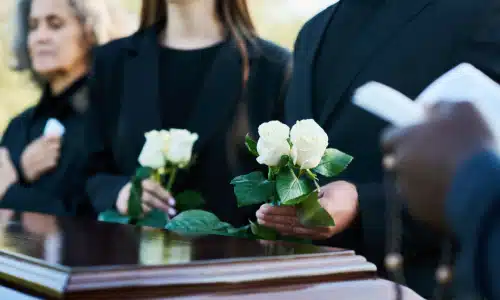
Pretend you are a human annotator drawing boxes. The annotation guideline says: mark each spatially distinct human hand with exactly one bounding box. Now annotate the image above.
[381,101,494,230]
[256,181,358,239]
[115,180,176,217]
[21,135,61,182]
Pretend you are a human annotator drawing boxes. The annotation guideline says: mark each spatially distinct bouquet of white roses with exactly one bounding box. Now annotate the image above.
[231,119,353,238]
[99,129,205,227]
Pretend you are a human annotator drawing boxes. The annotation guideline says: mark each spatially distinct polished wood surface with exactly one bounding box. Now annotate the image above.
[0,210,419,299]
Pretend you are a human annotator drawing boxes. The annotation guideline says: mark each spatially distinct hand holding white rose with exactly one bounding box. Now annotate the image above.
[247,119,355,239]
[256,181,359,239]
[116,128,199,217]
[116,181,176,216]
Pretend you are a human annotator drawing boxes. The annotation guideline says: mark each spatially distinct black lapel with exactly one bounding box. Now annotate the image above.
[286,5,338,124]
[318,0,435,125]
[187,40,256,153]
[120,25,163,166]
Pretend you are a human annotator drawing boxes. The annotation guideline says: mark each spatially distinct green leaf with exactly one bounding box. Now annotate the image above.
[166,210,233,234]
[175,190,205,211]
[135,166,154,181]
[128,180,143,219]
[230,172,275,207]
[98,210,131,224]
[312,149,353,177]
[269,155,291,178]
[250,221,278,240]
[136,209,168,228]
[296,191,335,227]
[280,191,312,206]
[226,225,252,239]
[277,155,290,168]
[245,134,258,156]
[276,167,314,205]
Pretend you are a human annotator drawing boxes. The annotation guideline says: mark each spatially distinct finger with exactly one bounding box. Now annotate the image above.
[43,135,62,143]
[258,204,296,216]
[44,154,59,169]
[142,204,152,214]
[142,191,177,216]
[0,148,10,161]
[258,218,335,240]
[429,101,458,118]
[256,211,299,226]
[142,180,175,205]
[380,126,407,154]
[286,225,337,240]
[257,219,296,235]
[46,142,62,152]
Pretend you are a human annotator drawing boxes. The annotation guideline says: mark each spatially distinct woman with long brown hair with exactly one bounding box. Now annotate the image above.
[85,0,291,226]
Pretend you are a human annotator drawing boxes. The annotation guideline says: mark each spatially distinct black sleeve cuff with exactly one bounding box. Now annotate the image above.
[86,174,130,213]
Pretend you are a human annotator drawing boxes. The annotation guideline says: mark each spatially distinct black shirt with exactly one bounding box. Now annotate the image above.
[0,76,94,217]
[158,42,225,128]
[313,0,383,119]
[156,41,257,226]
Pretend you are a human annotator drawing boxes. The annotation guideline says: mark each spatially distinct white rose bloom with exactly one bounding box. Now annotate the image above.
[256,121,291,167]
[256,138,291,167]
[164,129,198,167]
[290,119,329,169]
[258,121,290,141]
[138,130,169,169]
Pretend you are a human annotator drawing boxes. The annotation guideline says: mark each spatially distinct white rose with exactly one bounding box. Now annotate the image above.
[290,119,329,169]
[164,129,198,167]
[138,130,170,169]
[256,121,291,166]
[258,121,290,141]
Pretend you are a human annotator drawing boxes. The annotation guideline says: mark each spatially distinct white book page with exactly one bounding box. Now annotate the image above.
[415,63,500,139]
[352,82,426,127]
[352,63,500,149]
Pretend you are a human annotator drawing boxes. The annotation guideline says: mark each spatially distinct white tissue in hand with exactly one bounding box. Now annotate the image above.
[43,118,65,136]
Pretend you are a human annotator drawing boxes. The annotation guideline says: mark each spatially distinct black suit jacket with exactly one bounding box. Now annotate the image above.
[446,150,500,299]
[285,0,500,296]
[85,24,291,226]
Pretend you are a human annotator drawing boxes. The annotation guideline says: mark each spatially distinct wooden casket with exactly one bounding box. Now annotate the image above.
[0,210,423,299]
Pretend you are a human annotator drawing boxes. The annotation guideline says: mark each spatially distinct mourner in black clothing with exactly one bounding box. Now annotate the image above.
[382,102,500,299]
[0,0,133,216]
[256,0,500,297]
[85,0,291,227]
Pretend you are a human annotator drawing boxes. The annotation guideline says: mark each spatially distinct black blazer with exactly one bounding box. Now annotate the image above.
[285,0,500,296]
[446,150,500,299]
[0,83,92,217]
[85,25,291,226]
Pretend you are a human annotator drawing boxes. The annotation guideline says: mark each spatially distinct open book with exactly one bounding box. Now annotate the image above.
[352,63,500,148]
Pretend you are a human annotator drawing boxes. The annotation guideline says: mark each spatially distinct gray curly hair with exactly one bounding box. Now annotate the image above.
[10,0,137,72]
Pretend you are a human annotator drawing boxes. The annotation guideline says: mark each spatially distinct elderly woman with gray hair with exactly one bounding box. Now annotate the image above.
[0,0,135,216]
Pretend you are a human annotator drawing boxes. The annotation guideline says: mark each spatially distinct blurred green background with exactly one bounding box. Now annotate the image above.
[0,0,334,133]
